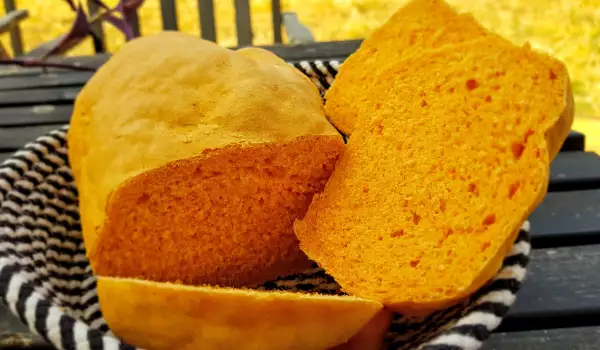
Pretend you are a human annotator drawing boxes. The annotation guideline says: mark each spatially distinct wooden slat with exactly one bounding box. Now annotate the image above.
[0,72,94,91]
[234,0,253,47]
[87,0,106,53]
[529,189,600,248]
[0,105,73,126]
[271,0,282,44]
[257,39,361,61]
[0,87,81,107]
[22,37,65,59]
[3,0,23,55]
[0,341,51,349]
[0,303,49,348]
[160,0,178,30]
[549,152,600,192]
[198,0,217,42]
[484,326,600,349]
[0,124,65,151]
[0,151,13,161]
[499,244,600,332]
[0,54,110,77]
[0,303,27,333]
[0,40,363,77]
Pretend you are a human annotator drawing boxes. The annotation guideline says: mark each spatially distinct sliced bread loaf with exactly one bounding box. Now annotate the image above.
[324,0,496,135]
[294,37,573,314]
[68,32,345,288]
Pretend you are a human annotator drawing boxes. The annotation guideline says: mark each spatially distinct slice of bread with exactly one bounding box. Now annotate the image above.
[324,0,496,135]
[68,32,345,287]
[294,37,574,314]
[97,276,382,350]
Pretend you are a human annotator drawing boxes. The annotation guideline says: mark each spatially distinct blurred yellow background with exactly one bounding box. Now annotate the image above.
[1,0,599,151]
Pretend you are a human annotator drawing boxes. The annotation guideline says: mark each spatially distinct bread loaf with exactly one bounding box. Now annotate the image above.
[68,32,391,350]
[294,37,574,314]
[325,0,496,135]
[68,31,345,288]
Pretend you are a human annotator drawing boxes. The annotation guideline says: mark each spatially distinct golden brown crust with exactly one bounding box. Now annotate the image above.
[97,276,383,350]
[546,76,575,159]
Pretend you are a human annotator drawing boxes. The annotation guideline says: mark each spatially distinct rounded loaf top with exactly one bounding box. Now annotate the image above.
[67,31,341,256]
[69,31,339,182]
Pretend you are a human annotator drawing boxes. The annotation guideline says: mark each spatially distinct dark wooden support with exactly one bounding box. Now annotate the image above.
[271,0,282,44]
[86,0,106,53]
[198,0,217,42]
[233,0,253,47]
[159,0,178,31]
[2,0,24,55]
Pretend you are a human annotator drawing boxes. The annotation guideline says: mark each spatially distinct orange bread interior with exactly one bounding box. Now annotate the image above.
[324,0,497,135]
[68,31,345,287]
[95,137,342,286]
[294,37,573,314]
[97,276,382,350]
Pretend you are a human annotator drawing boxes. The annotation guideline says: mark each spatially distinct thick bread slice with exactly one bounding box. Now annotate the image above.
[68,32,345,287]
[324,0,496,135]
[294,37,573,314]
[97,276,382,350]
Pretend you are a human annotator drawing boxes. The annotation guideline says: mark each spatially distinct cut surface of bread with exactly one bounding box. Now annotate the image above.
[294,37,573,314]
[94,136,343,286]
[97,276,382,350]
[68,31,345,287]
[324,0,497,135]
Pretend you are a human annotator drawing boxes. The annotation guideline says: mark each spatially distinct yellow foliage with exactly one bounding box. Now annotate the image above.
[1,0,599,150]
